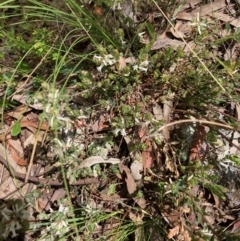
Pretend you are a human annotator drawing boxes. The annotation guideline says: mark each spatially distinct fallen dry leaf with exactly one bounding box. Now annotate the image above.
[5,105,32,119]
[36,198,47,213]
[170,21,191,39]
[203,205,215,225]
[74,156,121,169]
[167,225,180,239]
[129,211,143,224]
[162,98,173,141]
[0,144,25,173]
[118,162,137,195]
[130,160,143,180]
[152,103,163,121]
[92,114,109,132]
[0,144,29,198]
[121,0,138,23]
[161,204,180,227]
[189,125,207,162]
[124,136,142,170]
[183,229,192,241]
[177,0,226,21]
[152,141,164,171]
[163,144,179,177]
[20,119,48,131]
[49,188,66,204]
[142,139,155,174]
[12,94,44,110]
[138,127,146,139]
[8,138,24,157]
[184,0,201,10]
[232,220,240,232]
[151,38,193,51]
[118,56,126,70]
[8,145,28,166]
[192,0,226,17]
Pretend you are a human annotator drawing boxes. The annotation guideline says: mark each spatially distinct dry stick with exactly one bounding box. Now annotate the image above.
[25,162,43,195]
[0,155,99,187]
[147,119,236,138]
[24,127,41,183]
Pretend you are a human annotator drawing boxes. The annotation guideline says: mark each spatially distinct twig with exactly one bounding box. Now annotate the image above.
[147,119,237,138]
[24,129,40,183]
[0,155,99,187]
[25,162,43,195]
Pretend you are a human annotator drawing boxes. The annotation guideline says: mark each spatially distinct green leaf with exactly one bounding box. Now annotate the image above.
[146,22,155,40]
[11,120,21,136]
[204,182,227,200]
[227,155,240,167]
[234,28,240,43]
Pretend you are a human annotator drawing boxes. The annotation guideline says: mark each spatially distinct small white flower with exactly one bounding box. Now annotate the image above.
[120,129,127,136]
[10,225,17,237]
[107,59,115,65]
[2,207,11,221]
[93,166,98,177]
[66,137,71,148]
[33,97,39,105]
[135,118,140,123]
[140,60,149,66]
[133,65,139,70]
[95,54,117,71]
[49,116,55,127]
[97,64,104,72]
[15,221,22,230]
[58,204,69,215]
[189,12,207,35]
[93,55,102,61]
[54,138,63,147]
[102,59,107,66]
[45,103,51,113]
[57,116,74,133]
[112,1,122,10]
[113,128,121,136]
[105,54,116,65]
[53,89,59,99]
[85,204,92,214]
[138,32,145,38]
[9,221,22,238]
[138,66,148,72]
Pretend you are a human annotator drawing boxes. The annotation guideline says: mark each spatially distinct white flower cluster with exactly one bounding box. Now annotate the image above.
[133,59,149,72]
[113,128,127,136]
[93,54,117,72]
[189,12,207,35]
[113,117,127,136]
[46,204,69,236]
[93,52,149,73]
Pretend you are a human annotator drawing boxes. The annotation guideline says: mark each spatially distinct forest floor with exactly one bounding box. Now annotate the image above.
[1,0,240,240]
